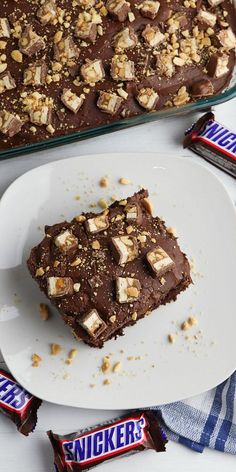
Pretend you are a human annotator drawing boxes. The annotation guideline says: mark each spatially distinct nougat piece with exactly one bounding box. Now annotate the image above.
[146,246,174,276]
[0,71,16,94]
[77,0,96,8]
[139,0,160,20]
[47,277,74,297]
[111,235,138,265]
[61,89,85,113]
[78,309,107,338]
[106,0,131,22]
[136,88,159,111]
[110,54,135,81]
[23,61,48,86]
[80,59,105,83]
[54,229,78,252]
[37,0,57,25]
[156,53,175,78]
[19,26,45,57]
[97,91,123,115]
[142,25,165,48]
[0,111,23,137]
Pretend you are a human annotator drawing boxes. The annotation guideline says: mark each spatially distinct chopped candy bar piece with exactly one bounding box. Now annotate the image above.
[23,61,48,86]
[37,0,57,25]
[116,277,141,303]
[113,27,138,51]
[139,0,160,20]
[136,88,159,111]
[142,25,164,48]
[111,235,138,265]
[207,53,229,78]
[125,203,142,223]
[106,0,131,22]
[81,59,105,83]
[75,10,102,43]
[54,36,80,64]
[197,10,216,27]
[97,91,123,115]
[191,79,214,97]
[19,26,45,57]
[146,246,174,276]
[85,213,109,233]
[54,229,78,252]
[156,53,175,78]
[217,28,236,50]
[47,277,74,297]
[78,309,107,337]
[111,54,135,81]
[61,89,85,113]
[0,71,16,94]
[0,18,10,38]
[23,92,53,126]
[0,111,23,137]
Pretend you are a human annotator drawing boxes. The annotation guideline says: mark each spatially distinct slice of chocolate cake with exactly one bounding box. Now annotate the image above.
[27,189,192,347]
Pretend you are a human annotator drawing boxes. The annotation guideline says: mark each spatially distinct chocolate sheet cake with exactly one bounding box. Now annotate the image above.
[27,189,192,347]
[0,0,236,151]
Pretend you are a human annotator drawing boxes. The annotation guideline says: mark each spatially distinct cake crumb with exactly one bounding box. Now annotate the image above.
[119,177,132,185]
[99,177,109,188]
[168,334,176,343]
[32,353,42,367]
[51,343,62,355]
[38,303,50,321]
[103,378,111,385]
[113,361,122,373]
[101,356,110,374]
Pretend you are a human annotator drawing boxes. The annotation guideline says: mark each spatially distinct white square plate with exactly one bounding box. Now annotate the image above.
[0,153,236,409]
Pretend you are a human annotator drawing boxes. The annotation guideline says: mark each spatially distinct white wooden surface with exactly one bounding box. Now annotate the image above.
[0,99,236,471]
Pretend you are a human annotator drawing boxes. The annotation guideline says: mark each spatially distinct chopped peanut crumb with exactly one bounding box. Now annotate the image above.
[132,312,137,321]
[119,177,132,185]
[35,267,45,277]
[109,315,116,323]
[112,361,122,373]
[167,227,177,237]
[51,343,62,355]
[103,378,111,385]
[38,303,50,321]
[98,198,108,209]
[168,334,176,343]
[101,356,110,374]
[92,240,100,250]
[68,348,78,360]
[99,177,109,188]
[32,353,42,367]
[181,321,190,331]
[126,225,134,234]
[75,194,81,200]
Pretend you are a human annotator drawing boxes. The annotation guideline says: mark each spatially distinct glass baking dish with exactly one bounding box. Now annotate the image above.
[1,69,235,160]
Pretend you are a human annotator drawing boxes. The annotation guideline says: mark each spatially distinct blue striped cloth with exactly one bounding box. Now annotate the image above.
[151,371,236,453]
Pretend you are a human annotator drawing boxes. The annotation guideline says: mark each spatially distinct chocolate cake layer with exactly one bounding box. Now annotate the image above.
[27,189,192,347]
[0,0,236,151]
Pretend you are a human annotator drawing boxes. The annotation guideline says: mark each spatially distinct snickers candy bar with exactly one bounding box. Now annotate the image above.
[0,369,42,435]
[184,112,236,178]
[47,410,167,471]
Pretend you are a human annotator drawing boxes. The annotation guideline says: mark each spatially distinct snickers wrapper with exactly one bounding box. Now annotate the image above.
[183,112,236,178]
[48,410,167,471]
[0,368,42,435]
